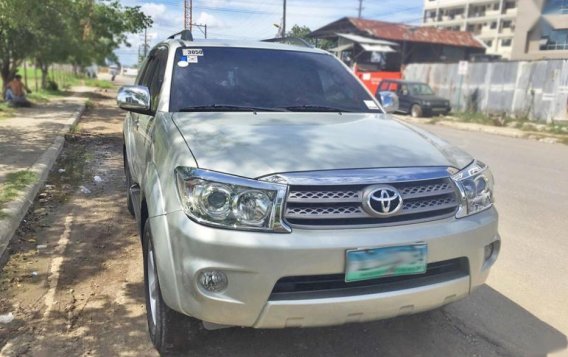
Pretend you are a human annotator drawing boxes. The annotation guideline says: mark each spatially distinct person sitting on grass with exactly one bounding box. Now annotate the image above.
[4,75,32,107]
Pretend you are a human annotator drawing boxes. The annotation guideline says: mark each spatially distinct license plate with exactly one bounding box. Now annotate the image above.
[345,245,427,282]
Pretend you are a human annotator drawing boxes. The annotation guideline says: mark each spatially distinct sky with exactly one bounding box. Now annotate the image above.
[116,0,424,65]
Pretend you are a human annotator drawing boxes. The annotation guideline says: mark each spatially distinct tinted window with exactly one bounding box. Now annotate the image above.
[408,83,434,96]
[149,47,168,111]
[170,47,379,113]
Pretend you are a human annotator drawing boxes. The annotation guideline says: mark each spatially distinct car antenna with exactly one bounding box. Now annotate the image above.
[167,30,193,41]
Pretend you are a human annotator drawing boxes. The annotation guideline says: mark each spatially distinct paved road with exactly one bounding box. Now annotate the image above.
[0,96,566,356]
[411,122,568,335]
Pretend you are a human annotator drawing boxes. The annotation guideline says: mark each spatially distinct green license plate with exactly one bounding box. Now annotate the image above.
[345,245,428,282]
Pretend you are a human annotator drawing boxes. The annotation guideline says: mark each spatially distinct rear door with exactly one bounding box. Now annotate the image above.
[133,46,168,182]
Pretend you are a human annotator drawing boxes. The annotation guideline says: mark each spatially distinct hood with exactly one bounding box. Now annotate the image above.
[172,112,472,178]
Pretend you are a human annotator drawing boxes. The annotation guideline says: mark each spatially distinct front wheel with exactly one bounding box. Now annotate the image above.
[143,220,204,354]
[410,104,423,118]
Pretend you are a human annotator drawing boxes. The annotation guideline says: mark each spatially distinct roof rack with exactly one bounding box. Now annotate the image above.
[262,37,313,48]
[167,30,194,41]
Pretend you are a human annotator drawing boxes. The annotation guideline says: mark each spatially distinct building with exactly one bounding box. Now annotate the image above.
[310,17,485,93]
[310,17,485,65]
[423,0,568,60]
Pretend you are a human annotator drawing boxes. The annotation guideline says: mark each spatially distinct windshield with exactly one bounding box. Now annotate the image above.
[408,83,435,96]
[170,47,380,113]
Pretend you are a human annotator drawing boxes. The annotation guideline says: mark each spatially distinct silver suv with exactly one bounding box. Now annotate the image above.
[118,32,500,354]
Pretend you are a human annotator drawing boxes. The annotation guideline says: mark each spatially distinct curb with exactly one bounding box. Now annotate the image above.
[0,103,87,258]
[395,116,565,144]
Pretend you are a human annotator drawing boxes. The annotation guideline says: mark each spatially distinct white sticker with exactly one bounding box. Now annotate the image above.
[182,48,204,56]
[187,55,198,63]
[364,100,380,110]
[362,73,371,81]
[177,60,189,68]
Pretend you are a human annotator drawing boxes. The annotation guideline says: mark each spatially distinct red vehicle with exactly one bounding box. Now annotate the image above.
[354,64,402,95]
[331,34,402,94]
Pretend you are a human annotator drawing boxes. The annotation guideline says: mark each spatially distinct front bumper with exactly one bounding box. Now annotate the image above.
[149,207,499,328]
[424,105,451,115]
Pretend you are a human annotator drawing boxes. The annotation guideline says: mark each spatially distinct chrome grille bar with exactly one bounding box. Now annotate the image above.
[284,176,459,227]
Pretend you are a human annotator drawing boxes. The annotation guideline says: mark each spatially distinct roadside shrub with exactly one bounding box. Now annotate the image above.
[46,80,59,91]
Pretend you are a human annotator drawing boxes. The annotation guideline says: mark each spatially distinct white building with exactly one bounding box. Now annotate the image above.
[423,0,568,60]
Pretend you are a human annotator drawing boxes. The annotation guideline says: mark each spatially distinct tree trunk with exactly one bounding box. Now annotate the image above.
[1,61,11,98]
[39,62,49,89]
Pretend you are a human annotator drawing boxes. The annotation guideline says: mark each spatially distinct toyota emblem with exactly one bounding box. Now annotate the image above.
[363,185,403,217]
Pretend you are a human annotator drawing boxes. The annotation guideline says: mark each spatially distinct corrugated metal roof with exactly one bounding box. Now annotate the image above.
[348,17,484,49]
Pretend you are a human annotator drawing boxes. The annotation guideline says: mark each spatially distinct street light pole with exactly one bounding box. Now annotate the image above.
[282,0,286,38]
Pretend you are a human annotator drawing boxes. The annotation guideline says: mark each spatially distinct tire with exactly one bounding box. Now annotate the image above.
[142,220,204,354]
[410,104,423,118]
[124,151,135,217]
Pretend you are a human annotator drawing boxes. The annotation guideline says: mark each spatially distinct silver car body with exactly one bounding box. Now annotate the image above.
[123,39,500,328]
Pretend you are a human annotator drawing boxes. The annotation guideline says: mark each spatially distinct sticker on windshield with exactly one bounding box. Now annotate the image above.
[187,55,198,63]
[182,48,204,56]
[364,100,380,110]
[177,56,189,67]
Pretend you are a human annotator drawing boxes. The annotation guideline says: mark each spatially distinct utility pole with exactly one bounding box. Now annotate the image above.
[184,0,193,31]
[190,0,193,32]
[139,28,150,58]
[191,23,208,39]
[282,0,286,38]
[358,0,363,18]
[143,27,148,57]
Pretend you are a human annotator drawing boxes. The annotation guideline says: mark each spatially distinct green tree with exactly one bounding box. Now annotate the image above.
[0,0,151,90]
[286,24,333,50]
[66,1,152,69]
[0,0,36,89]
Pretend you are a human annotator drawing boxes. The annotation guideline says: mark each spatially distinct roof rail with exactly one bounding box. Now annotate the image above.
[262,37,313,48]
[167,30,193,41]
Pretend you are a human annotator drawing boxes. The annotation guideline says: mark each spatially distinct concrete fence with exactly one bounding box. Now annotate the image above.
[404,59,568,122]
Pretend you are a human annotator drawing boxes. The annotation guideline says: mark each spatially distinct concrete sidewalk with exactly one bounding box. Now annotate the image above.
[0,87,91,257]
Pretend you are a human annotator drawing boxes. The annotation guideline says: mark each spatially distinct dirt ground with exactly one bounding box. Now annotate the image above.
[0,90,154,356]
[0,89,566,357]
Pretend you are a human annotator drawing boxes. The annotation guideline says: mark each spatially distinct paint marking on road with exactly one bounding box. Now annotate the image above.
[43,214,73,319]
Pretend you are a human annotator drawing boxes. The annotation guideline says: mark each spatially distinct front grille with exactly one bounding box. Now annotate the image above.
[284,177,460,228]
[270,258,469,300]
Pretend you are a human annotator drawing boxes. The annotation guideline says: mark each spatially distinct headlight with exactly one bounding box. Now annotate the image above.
[451,160,494,218]
[175,167,290,232]
[423,101,431,106]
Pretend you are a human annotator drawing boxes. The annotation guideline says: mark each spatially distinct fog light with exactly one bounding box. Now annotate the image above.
[484,242,495,261]
[198,270,228,292]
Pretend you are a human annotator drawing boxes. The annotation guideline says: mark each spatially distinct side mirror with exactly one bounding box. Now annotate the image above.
[117,85,152,115]
[378,91,399,114]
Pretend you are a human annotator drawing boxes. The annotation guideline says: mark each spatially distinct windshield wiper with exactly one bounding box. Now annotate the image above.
[178,104,287,112]
[279,105,352,113]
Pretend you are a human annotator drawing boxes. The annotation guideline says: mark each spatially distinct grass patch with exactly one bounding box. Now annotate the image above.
[27,89,68,103]
[84,78,113,89]
[0,102,15,119]
[447,111,568,144]
[451,111,509,126]
[0,170,37,218]
[17,67,81,92]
